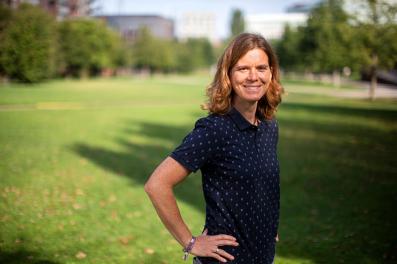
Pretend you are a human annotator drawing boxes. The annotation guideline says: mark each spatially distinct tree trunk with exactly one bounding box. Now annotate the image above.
[369,54,378,101]
[332,70,341,88]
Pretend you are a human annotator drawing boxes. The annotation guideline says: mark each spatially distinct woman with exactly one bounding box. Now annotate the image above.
[145,33,282,264]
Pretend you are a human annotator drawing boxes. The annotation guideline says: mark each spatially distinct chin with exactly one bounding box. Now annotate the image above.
[243,94,264,102]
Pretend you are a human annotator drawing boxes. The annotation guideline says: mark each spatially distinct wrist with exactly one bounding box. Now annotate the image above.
[182,236,196,261]
[182,234,193,248]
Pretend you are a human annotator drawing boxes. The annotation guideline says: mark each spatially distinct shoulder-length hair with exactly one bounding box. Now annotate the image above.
[203,33,283,120]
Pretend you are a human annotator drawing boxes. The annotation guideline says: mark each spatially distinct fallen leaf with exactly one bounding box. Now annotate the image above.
[118,236,132,245]
[126,212,133,218]
[75,251,87,259]
[133,211,142,217]
[73,203,82,210]
[75,189,85,196]
[144,248,154,255]
[99,200,107,208]
[111,210,119,220]
[109,194,117,203]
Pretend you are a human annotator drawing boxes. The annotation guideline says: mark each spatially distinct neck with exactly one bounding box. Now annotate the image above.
[232,99,258,125]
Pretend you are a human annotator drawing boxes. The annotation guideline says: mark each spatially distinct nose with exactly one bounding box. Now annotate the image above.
[247,69,258,81]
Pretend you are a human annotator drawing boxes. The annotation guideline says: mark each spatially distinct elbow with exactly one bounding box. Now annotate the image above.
[144,180,154,196]
[144,177,161,198]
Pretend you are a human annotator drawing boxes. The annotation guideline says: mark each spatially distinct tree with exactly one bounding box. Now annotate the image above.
[132,27,161,73]
[276,24,304,71]
[230,9,245,37]
[299,0,355,73]
[185,38,215,69]
[352,0,397,100]
[0,3,12,77]
[0,3,57,83]
[132,27,180,73]
[58,19,122,77]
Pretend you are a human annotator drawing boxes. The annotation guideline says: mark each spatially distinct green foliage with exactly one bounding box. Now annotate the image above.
[174,42,196,73]
[132,27,215,73]
[276,24,304,71]
[58,19,122,77]
[230,9,245,37]
[298,0,356,72]
[0,3,13,76]
[0,3,57,83]
[0,3,12,33]
[277,0,397,76]
[185,38,215,69]
[132,27,177,73]
[0,4,217,82]
[352,0,397,70]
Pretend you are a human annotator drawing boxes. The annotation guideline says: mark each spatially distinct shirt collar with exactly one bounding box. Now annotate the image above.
[227,107,256,131]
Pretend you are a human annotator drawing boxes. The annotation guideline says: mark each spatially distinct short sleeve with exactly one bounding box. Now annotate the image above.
[170,117,218,173]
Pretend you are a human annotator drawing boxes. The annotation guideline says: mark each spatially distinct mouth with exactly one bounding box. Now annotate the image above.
[244,85,262,92]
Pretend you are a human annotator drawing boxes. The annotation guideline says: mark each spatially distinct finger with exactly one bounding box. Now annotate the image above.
[275,234,279,242]
[217,249,235,261]
[208,252,227,263]
[202,228,208,235]
[213,234,237,241]
[215,239,239,247]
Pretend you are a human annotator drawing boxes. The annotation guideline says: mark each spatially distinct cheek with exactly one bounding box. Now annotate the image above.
[259,71,272,82]
[231,73,245,86]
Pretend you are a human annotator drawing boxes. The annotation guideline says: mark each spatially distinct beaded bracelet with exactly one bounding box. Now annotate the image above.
[182,236,197,261]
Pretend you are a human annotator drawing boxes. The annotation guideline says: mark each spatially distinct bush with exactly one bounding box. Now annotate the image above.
[58,19,123,77]
[0,3,57,83]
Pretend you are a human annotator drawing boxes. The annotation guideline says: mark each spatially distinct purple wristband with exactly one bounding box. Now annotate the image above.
[182,236,197,261]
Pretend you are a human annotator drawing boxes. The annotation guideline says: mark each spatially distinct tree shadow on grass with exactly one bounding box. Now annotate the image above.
[71,119,205,213]
[276,102,397,263]
[71,103,397,263]
[0,249,61,264]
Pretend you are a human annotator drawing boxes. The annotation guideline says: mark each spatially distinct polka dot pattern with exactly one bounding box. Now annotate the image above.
[171,107,280,264]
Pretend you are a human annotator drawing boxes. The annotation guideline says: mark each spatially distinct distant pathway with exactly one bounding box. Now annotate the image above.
[286,82,397,99]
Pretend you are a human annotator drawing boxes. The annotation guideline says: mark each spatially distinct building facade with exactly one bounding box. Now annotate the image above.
[96,15,174,42]
[178,12,217,43]
[245,13,307,40]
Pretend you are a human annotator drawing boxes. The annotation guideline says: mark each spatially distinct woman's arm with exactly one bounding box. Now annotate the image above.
[144,157,238,262]
[144,157,193,247]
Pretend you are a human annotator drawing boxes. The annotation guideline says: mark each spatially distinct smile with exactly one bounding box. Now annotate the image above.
[244,85,262,91]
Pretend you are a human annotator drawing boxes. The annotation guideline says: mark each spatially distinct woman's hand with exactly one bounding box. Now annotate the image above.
[190,229,239,263]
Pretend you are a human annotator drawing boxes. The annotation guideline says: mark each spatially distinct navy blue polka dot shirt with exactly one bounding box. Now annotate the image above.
[171,107,280,264]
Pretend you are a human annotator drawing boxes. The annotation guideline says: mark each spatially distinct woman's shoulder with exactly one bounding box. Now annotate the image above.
[261,116,279,132]
[195,112,229,128]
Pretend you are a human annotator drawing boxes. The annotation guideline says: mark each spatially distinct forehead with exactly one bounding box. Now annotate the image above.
[236,48,269,65]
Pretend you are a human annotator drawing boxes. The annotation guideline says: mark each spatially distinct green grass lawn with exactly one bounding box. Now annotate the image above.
[0,75,396,264]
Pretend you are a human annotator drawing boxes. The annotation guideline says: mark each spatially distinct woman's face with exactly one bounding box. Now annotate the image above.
[230,48,272,105]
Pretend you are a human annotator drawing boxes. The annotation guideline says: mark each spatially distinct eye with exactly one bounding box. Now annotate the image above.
[257,66,268,72]
[238,67,248,72]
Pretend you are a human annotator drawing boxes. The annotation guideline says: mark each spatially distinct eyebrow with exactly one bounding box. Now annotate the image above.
[234,64,269,69]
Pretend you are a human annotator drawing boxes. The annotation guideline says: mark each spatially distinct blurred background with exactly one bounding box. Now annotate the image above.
[0,0,396,93]
[0,0,396,264]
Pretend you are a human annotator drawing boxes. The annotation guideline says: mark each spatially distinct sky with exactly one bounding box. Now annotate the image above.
[95,0,317,38]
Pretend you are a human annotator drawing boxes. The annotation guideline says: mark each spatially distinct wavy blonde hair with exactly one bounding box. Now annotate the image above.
[203,33,283,120]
